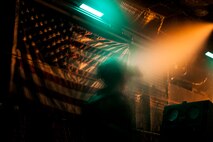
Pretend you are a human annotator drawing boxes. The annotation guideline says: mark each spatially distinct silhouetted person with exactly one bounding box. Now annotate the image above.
[82,57,134,142]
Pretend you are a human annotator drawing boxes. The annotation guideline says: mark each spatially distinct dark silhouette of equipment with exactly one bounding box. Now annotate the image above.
[160,100,213,142]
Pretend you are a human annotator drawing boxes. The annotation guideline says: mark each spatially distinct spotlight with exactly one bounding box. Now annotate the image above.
[205,51,213,59]
[79,4,104,17]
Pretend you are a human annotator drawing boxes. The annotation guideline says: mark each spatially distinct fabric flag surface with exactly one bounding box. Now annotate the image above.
[10,0,130,114]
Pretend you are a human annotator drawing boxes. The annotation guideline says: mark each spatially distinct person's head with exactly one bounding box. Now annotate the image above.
[97,57,126,88]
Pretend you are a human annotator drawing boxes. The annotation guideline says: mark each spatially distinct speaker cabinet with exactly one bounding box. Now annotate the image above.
[160,100,213,142]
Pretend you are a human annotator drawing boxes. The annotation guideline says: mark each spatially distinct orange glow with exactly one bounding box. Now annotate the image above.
[133,21,213,82]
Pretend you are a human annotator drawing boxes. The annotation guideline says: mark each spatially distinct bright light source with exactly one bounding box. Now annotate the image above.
[205,51,213,59]
[80,4,104,17]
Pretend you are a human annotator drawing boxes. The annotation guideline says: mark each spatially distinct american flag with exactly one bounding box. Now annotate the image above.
[10,0,130,114]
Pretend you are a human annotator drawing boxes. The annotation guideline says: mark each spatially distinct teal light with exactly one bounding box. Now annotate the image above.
[205,51,213,59]
[80,4,104,17]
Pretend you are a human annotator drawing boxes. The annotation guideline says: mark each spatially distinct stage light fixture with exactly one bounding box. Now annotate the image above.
[167,109,179,122]
[205,51,213,59]
[80,4,104,17]
[161,100,213,142]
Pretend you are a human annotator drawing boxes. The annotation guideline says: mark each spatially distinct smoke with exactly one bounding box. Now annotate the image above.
[132,21,213,83]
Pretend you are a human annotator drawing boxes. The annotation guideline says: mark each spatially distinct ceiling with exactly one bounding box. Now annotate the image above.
[126,0,213,22]
[120,0,213,50]
[119,0,213,34]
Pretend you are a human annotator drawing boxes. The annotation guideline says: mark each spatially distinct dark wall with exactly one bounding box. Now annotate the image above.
[1,0,16,102]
